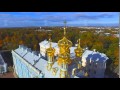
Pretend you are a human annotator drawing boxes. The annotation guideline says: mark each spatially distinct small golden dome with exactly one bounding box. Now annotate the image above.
[74,39,83,57]
[46,34,55,56]
[46,47,55,56]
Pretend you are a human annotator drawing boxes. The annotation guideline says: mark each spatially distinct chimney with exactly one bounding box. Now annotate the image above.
[19,45,21,49]
[93,49,96,52]
[27,48,32,52]
[25,48,28,53]
[33,60,37,65]
[86,47,88,50]
[38,54,41,58]
[32,51,35,56]
[32,51,37,56]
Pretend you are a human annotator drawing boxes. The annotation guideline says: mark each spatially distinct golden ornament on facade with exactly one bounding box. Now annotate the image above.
[84,72,88,77]
[60,69,68,78]
[52,68,57,76]
[78,63,82,69]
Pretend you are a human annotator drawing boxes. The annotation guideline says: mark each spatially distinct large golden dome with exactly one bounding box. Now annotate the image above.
[57,24,72,66]
[58,28,72,48]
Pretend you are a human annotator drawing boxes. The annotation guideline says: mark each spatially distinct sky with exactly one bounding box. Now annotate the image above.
[0,12,119,27]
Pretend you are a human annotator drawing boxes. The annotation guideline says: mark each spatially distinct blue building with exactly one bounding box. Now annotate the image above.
[12,45,45,78]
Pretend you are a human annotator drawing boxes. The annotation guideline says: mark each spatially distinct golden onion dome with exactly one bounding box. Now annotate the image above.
[58,27,72,48]
[46,47,55,56]
[74,39,83,57]
[57,21,72,66]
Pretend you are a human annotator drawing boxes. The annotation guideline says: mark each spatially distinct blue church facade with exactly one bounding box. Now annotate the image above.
[11,46,45,78]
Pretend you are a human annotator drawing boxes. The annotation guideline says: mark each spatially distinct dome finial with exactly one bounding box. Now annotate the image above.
[48,33,52,48]
[78,39,80,45]
[64,20,67,37]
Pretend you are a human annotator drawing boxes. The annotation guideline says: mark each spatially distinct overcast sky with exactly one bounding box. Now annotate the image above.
[0,12,119,27]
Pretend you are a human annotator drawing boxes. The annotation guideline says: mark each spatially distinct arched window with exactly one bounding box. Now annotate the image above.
[88,69,90,73]
[95,63,97,68]
[89,63,91,66]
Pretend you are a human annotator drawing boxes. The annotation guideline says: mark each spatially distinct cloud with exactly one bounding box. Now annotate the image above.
[72,13,115,20]
[0,14,13,17]
[0,12,118,27]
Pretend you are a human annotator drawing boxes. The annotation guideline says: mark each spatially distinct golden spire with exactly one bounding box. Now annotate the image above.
[57,21,73,66]
[64,27,66,37]
[78,39,81,48]
[64,20,66,37]
[57,21,73,78]
[48,33,52,48]
[74,38,83,57]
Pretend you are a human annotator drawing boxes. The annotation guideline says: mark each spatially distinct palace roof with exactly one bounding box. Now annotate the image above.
[82,50,108,62]
[13,42,108,77]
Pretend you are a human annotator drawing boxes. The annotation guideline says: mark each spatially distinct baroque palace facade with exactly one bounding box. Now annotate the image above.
[12,23,108,78]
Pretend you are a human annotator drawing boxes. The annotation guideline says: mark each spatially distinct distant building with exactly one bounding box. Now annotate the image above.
[104,33,111,36]
[0,53,7,74]
[113,34,119,38]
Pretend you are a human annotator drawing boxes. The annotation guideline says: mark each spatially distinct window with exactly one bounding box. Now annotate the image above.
[89,63,91,66]
[88,69,90,73]
[95,64,97,68]
[94,71,96,74]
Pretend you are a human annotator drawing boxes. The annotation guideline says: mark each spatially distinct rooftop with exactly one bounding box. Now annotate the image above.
[13,43,108,75]
[82,50,108,62]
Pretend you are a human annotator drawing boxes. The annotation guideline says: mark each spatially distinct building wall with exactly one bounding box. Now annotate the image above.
[0,54,7,74]
[12,51,43,78]
[84,60,106,78]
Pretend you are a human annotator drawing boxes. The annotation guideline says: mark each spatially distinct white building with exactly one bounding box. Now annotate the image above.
[82,49,108,78]
[12,39,108,78]
[39,40,108,78]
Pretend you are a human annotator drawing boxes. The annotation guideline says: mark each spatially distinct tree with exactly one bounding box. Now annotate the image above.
[92,41,104,52]
[19,40,24,45]
[0,39,3,49]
